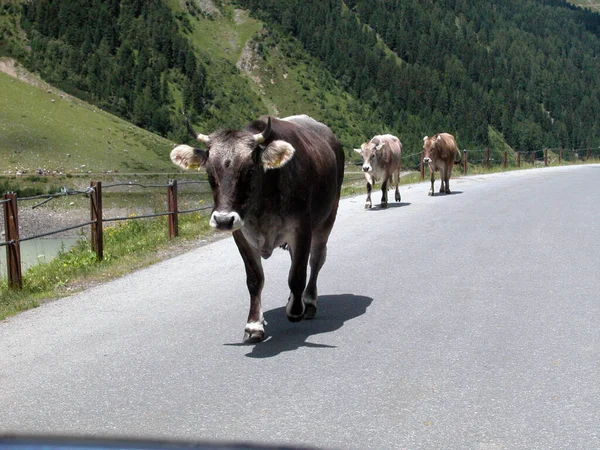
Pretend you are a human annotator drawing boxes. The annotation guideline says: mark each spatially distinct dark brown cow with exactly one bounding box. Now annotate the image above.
[170,115,344,343]
[354,134,402,208]
[422,133,462,196]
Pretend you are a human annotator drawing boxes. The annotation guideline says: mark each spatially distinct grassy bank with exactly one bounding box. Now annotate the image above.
[0,211,212,320]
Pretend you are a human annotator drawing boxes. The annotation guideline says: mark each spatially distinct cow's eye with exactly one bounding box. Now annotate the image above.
[370,154,375,159]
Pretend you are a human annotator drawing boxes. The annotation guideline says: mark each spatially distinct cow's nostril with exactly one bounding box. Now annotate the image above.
[363,167,369,172]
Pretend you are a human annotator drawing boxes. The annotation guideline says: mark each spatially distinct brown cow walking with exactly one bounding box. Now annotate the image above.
[170,115,344,343]
[354,134,402,208]
[422,133,462,196]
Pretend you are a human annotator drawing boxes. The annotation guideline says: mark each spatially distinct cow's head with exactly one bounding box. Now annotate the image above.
[354,138,385,172]
[422,135,440,164]
[170,117,296,231]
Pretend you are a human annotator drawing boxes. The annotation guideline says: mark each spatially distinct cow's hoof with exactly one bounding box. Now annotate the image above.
[286,296,306,322]
[243,329,265,344]
[380,202,388,208]
[428,191,434,196]
[445,189,451,194]
[287,312,305,323]
[365,203,372,209]
[395,195,401,202]
[304,303,317,320]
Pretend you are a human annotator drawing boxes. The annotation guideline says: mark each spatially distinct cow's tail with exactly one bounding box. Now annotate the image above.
[454,149,463,165]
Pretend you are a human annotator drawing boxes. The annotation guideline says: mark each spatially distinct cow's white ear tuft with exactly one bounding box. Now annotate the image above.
[436,135,442,142]
[170,145,208,170]
[354,148,362,154]
[423,136,428,142]
[261,140,295,170]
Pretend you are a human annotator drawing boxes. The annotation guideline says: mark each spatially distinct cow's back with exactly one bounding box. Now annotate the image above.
[435,133,458,164]
[282,114,345,188]
[247,116,344,226]
[371,134,402,173]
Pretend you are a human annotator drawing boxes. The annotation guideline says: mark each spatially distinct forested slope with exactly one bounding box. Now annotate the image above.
[237,0,600,152]
[2,0,600,168]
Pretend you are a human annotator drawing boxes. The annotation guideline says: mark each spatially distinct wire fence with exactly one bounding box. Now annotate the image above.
[0,179,213,289]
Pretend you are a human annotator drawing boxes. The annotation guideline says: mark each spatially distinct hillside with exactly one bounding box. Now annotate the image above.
[238,0,600,152]
[2,0,600,174]
[567,0,600,11]
[0,58,174,175]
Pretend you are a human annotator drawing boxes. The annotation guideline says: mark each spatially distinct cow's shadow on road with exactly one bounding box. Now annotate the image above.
[430,190,463,196]
[239,294,373,358]
[367,202,411,211]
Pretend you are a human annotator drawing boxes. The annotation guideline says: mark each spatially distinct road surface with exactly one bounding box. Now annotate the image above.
[1,165,599,449]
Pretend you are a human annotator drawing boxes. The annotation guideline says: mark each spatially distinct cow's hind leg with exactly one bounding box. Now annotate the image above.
[444,167,452,194]
[393,170,401,202]
[233,231,266,343]
[286,225,312,322]
[439,166,447,193]
[302,201,339,319]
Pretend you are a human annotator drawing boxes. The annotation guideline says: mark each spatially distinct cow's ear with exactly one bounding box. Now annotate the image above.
[170,145,208,170]
[375,143,385,151]
[436,135,442,142]
[423,136,429,142]
[354,148,362,154]
[261,140,296,170]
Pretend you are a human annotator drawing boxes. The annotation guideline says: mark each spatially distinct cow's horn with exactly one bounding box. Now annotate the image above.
[253,117,272,144]
[185,116,210,144]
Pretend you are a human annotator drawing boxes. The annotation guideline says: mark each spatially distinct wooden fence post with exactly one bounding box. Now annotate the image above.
[503,151,507,169]
[531,151,535,165]
[485,148,490,168]
[463,150,468,174]
[420,151,424,181]
[586,147,590,161]
[517,151,521,168]
[168,180,178,239]
[3,193,22,290]
[544,149,548,166]
[90,181,103,261]
[559,147,563,165]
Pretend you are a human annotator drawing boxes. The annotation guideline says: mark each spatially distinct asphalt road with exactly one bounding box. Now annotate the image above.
[1,165,599,449]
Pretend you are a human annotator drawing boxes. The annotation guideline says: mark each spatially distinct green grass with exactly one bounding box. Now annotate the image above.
[0,210,212,320]
[0,66,176,175]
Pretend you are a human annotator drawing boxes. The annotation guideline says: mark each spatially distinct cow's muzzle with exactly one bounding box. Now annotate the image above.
[362,166,371,172]
[210,211,243,231]
[423,157,432,164]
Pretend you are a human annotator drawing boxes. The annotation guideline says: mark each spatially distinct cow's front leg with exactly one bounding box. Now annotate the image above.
[233,231,266,343]
[364,172,374,209]
[429,167,435,196]
[380,177,389,208]
[286,227,311,322]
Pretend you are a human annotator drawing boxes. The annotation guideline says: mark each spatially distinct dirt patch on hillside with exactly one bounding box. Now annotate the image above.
[0,57,42,87]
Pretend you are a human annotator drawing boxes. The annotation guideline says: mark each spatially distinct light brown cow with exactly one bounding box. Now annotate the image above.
[354,134,402,208]
[422,133,462,196]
